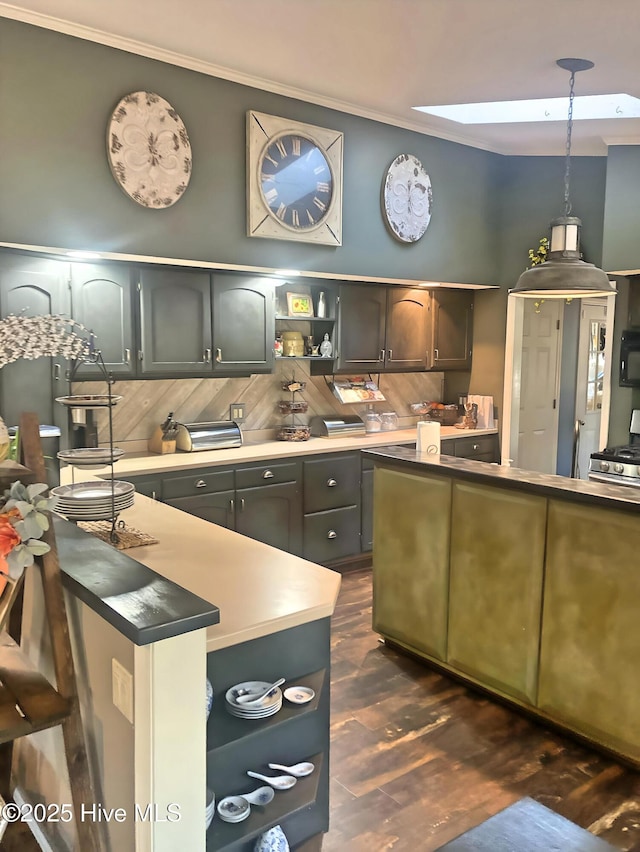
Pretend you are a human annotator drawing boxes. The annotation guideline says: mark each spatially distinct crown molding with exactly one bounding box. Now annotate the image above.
[602,136,640,148]
[0,3,509,155]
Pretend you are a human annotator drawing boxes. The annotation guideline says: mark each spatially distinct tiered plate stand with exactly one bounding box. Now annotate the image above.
[56,348,128,544]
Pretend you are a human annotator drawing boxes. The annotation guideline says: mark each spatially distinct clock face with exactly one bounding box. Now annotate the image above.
[259,134,334,231]
[383,154,433,243]
[247,111,343,245]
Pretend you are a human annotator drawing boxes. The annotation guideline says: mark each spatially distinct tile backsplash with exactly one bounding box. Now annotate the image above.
[74,360,445,447]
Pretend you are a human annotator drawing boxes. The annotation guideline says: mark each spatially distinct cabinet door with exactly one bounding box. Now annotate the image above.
[212,274,274,374]
[373,467,451,661]
[164,492,235,528]
[361,467,374,552]
[336,284,386,372]
[70,262,135,378]
[432,289,473,370]
[236,481,302,556]
[125,476,162,501]
[448,481,546,704]
[385,287,431,371]
[138,268,212,374]
[0,253,70,435]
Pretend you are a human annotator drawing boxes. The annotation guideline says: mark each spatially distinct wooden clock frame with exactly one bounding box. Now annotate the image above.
[246,110,343,246]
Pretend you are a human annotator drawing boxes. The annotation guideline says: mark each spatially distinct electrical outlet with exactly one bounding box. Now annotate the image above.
[230,403,246,423]
[112,658,134,723]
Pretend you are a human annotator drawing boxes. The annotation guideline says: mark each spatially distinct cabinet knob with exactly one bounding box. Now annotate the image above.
[327,478,337,487]
[473,444,479,451]
[124,348,131,364]
[263,470,274,479]
[387,349,393,361]
[380,349,385,362]
[204,348,212,364]
[53,364,61,381]
[195,479,207,488]
[216,348,222,363]
[434,348,439,360]
[327,530,337,539]
[229,498,235,513]
[240,497,245,511]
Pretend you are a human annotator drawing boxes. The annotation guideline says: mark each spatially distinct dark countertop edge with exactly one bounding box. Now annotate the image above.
[53,516,221,646]
[363,447,640,512]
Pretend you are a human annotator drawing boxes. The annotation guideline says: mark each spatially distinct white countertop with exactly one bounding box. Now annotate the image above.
[60,425,497,652]
[78,425,498,478]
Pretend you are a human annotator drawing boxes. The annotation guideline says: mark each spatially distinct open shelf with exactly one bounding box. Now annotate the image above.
[275,316,334,323]
[206,752,323,851]
[207,669,326,753]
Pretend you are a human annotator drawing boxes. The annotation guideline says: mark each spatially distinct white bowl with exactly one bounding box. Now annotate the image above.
[283,685,315,705]
[217,795,250,823]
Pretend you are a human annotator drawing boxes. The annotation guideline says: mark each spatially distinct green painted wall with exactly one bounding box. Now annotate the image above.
[0,19,500,285]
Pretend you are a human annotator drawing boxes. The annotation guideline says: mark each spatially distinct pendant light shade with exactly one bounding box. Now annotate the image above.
[511,59,616,298]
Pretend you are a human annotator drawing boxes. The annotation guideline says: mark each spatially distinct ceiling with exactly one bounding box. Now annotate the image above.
[3,0,640,156]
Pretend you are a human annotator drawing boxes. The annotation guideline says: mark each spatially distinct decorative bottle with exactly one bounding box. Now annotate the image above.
[317,291,326,318]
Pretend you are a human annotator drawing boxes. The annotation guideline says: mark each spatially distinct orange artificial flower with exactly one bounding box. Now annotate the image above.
[0,512,21,574]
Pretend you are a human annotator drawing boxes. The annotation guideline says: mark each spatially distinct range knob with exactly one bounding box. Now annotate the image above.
[614,463,625,474]
[600,461,610,472]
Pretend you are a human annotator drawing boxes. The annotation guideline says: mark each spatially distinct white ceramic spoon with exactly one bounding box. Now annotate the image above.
[246,770,297,790]
[237,785,275,806]
[267,761,315,777]
[235,677,285,705]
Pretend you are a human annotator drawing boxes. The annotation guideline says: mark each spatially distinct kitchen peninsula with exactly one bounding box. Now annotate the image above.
[15,464,342,852]
[365,446,640,767]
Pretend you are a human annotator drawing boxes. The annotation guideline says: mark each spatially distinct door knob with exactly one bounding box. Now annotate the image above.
[327,530,337,539]
[327,478,337,487]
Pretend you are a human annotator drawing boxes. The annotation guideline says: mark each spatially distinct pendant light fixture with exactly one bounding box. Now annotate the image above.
[511,59,616,298]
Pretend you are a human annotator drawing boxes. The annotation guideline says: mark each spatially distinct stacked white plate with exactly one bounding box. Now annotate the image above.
[51,481,135,521]
[216,795,250,823]
[205,788,215,830]
[225,681,283,720]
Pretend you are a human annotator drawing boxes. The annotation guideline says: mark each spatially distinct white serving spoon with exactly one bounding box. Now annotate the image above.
[235,677,285,705]
[246,770,297,790]
[237,785,275,806]
[267,761,315,778]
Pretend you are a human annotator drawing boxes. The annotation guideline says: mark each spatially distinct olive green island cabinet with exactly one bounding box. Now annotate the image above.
[366,446,640,767]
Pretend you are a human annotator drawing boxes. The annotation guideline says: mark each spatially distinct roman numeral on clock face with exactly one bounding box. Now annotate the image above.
[313,197,327,212]
[316,181,330,193]
[275,139,287,159]
[291,137,301,156]
[263,187,278,204]
[292,209,300,227]
[276,203,287,220]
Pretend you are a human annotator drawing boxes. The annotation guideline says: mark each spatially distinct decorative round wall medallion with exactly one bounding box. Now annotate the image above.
[106,91,192,208]
[382,154,433,242]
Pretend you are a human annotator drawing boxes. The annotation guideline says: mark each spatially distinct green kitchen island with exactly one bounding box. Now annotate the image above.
[364,445,640,767]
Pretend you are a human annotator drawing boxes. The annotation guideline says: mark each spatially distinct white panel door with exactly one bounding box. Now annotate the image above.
[517,299,562,474]
[574,302,608,479]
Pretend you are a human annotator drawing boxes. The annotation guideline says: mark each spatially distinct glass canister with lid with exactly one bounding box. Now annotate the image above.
[380,411,398,431]
[364,405,382,433]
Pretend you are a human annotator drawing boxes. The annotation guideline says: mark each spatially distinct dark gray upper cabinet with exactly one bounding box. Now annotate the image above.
[0,252,70,433]
[431,289,474,370]
[385,287,432,370]
[337,283,431,372]
[212,274,274,374]
[337,284,387,372]
[70,262,135,378]
[138,267,212,374]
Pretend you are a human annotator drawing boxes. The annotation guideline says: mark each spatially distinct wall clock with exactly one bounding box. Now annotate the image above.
[247,111,343,245]
[382,154,432,243]
[107,91,192,208]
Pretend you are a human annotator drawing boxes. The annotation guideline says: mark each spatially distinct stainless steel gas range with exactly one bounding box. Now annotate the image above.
[589,410,640,488]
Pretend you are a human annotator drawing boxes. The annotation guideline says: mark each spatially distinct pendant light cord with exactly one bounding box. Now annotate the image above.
[563,69,576,217]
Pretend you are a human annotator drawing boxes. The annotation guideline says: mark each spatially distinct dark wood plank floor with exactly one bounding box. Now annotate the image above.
[2,567,639,850]
[324,569,640,852]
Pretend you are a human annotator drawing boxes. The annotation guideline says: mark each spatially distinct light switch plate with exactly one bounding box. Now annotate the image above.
[112,658,134,723]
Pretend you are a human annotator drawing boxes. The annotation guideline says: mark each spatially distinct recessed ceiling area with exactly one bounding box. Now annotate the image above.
[3,0,640,156]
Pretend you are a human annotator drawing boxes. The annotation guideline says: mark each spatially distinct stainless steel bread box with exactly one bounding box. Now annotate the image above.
[310,415,365,438]
[175,421,243,452]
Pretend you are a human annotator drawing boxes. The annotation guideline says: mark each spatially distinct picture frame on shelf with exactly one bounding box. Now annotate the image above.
[286,292,314,317]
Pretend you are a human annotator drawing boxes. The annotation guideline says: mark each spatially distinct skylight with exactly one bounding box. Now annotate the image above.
[413,94,640,124]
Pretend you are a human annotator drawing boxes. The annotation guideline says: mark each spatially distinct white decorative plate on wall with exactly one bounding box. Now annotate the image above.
[382,154,433,243]
[106,91,192,208]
